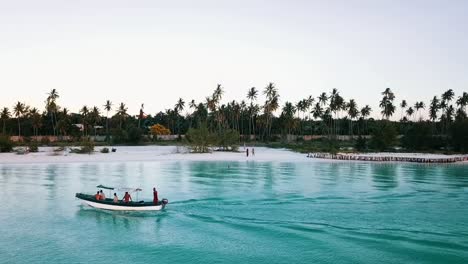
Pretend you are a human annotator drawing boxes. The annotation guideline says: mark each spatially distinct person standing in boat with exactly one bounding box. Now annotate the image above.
[123,192,132,203]
[95,191,101,200]
[153,187,159,205]
[113,193,119,203]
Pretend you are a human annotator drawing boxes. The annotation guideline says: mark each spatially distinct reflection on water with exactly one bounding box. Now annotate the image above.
[371,164,398,190]
[0,161,467,264]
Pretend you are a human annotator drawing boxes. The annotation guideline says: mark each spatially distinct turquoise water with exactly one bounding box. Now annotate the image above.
[0,161,467,264]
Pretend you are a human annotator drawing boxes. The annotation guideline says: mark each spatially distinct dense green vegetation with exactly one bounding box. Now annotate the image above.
[0,135,13,152]
[1,86,468,153]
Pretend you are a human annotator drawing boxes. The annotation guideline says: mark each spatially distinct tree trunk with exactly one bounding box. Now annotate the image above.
[17,118,21,137]
[106,113,109,143]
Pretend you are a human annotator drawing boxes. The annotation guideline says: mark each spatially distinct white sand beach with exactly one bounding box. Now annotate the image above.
[0,146,309,164]
[0,146,467,164]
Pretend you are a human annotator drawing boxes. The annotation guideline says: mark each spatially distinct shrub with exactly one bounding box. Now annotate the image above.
[111,128,128,144]
[451,120,468,153]
[185,124,216,153]
[127,126,143,144]
[215,129,240,151]
[355,135,368,151]
[401,122,433,151]
[73,138,95,154]
[370,121,397,151]
[0,135,13,153]
[28,141,39,152]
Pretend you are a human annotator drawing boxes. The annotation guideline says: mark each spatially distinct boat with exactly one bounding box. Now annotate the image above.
[76,185,168,211]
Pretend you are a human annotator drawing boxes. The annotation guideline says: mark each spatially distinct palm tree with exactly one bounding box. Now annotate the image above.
[429,96,440,122]
[13,102,26,137]
[1,107,10,135]
[311,102,323,135]
[56,108,71,136]
[446,105,455,123]
[360,105,371,135]
[455,107,466,121]
[311,103,323,120]
[29,107,42,137]
[318,92,328,106]
[103,100,112,143]
[329,88,344,137]
[406,107,414,121]
[347,99,359,137]
[380,88,396,120]
[90,106,101,136]
[400,100,407,120]
[194,103,208,125]
[213,84,223,103]
[442,89,455,106]
[138,103,145,128]
[414,101,425,121]
[281,102,296,135]
[263,82,279,140]
[296,99,307,135]
[188,99,197,129]
[439,89,455,134]
[80,105,89,136]
[247,87,258,139]
[456,92,468,120]
[189,99,197,110]
[175,98,185,135]
[209,84,224,132]
[268,92,280,139]
[46,89,59,136]
[117,103,128,130]
[305,95,314,135]
[239,100,246,135]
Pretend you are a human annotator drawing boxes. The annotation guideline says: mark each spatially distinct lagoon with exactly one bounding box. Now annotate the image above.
[0,160,467,263]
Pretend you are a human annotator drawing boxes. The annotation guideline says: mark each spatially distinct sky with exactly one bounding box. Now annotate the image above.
[1,0,467,118]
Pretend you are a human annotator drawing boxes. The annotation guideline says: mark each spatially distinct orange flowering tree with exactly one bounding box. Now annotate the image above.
[150,124,171,137]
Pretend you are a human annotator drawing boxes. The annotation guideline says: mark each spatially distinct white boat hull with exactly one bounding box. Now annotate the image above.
[83,200,165,211]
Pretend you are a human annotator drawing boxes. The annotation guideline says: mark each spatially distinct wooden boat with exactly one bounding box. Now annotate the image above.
[76,185,168,211]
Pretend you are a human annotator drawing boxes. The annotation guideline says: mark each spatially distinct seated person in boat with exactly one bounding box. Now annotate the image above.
[123,192,132,203]
[153,187,158,205]
[113,193,119,203]
[99,190,106,200]
[94,191,101,200]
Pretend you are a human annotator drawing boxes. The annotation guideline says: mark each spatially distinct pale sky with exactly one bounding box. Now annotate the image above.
[1,0,467,118]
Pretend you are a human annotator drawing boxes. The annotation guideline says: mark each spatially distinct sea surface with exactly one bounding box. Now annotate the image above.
[0,160,467,263]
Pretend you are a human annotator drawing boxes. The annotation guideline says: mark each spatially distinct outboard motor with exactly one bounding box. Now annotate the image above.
[161,198,169,207]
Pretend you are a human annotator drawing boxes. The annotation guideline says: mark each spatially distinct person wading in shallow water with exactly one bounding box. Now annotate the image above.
[246,148,249,157]
[153,187,159,205]
[123,192,132,203]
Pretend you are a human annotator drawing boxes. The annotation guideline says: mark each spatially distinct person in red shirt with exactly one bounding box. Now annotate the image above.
[123,192,132,203]
[94,191,101,200]
[153,187,158,205]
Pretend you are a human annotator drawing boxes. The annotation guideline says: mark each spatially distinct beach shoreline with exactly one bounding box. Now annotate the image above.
[0,146,467,165]
[308,152,468,164]
[0,146,307,164]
